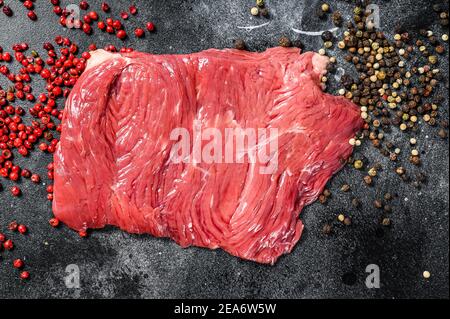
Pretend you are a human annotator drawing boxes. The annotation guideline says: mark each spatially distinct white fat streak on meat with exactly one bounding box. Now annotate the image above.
[162,62,175,77]
[198,58,209,71]
[85,49,117,71]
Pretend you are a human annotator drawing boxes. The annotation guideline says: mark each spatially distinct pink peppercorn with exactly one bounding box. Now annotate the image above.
[129,5,138,15]
[20,271,30,280]
[18,224,27,234]
[134,28,145,38]
[13,259,24,269]
[101,2,110,12]
[146,22,155,31]
[116,30,127,40]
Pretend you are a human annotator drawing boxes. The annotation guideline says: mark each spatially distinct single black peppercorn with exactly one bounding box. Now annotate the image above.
[260,8,269,17]
[234,39,246,50]
[316,8,326,19]
[352,198,361,208]
[292,39,304,49]
[321,30,334,42]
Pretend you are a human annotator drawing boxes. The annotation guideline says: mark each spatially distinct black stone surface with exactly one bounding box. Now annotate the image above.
[0,0,448,299]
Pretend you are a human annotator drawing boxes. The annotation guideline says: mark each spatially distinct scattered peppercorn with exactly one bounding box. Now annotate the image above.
[18,224,27,234]
[13,259,24,269]
[354,160,364,169]
[321,3,330,13]
[79,1,89,10]
[2,5,12,17]
[31,174,40,183]
[374,199,383,209]
[49,218,60,227]
[395,167,406,176]
[260,8,269,17]
[78,230,88,237]
[146,22,155,32]
[278,36,292,48]
[134,28,145,38]
[316,7,326,19]
[20,271,30,280]
[234,39,246,50]
[3,239,13,250]
[10,186,21,196]
[27,10,37,21]
[322,223,332,235]
[343,217,352,226]
[9,221,18,231]
[101,2,110,13]
[292,39,304,49]
[332,11,343,26]
[116,30,127,40]
[129,5,138,15]
[352,198,361,208]
[321,31,334,42]
[250,7,259,16]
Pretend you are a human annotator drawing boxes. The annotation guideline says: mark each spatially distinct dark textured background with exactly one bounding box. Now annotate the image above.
[0,0,448,299]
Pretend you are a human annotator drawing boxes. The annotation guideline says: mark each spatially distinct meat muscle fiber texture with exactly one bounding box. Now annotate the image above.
[53,47,363,264]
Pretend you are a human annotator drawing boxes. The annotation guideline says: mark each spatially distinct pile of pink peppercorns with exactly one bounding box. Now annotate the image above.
[1,1,157,281]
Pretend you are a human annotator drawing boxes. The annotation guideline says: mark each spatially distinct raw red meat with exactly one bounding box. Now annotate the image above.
[53,47,362,264]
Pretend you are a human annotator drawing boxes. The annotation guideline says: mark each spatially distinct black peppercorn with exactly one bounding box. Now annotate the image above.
[260,8,269,17]
[292,39,304,49]
[321,31,334,42]
[234,39,246,50]
[316,7,326,19]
